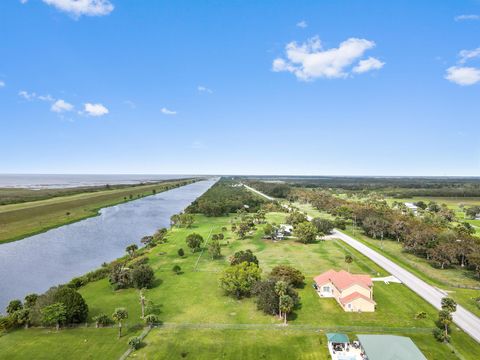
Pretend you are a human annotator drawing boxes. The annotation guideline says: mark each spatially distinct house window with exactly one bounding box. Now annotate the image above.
[347,304,352,309]
[323,286,330,292]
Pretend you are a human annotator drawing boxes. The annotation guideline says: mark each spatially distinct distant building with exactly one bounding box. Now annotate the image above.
[273,224,293,240]
[404,202,418,215]
[314,269,376,312]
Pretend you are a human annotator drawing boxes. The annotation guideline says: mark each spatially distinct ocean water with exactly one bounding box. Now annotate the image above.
[0,174,198,189]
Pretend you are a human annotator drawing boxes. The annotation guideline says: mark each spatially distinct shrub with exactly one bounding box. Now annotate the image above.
[186,233,204,253]
[93,313,113,328]
[269,265,305,287]
[219,262,262,299]
[144,314,159,327]
[229,249,258,266]
[415,311,427,319]
[6,300,23,316]
[131,264,155,289]
[128,336,142,350]
[68,277,86,290]
[433,328,450,342]
[172,265,182,275]
[51,287,89,324]
[178,248,185,257]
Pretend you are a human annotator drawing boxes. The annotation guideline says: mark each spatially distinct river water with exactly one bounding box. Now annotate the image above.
[0,178,217,313]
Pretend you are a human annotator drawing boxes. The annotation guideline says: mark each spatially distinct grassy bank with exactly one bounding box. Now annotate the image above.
[1,213,478,359]
[0,179,196,244]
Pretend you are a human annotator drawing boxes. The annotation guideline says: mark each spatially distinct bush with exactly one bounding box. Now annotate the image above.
[229,249,258,266]
[294,222,318,244]
[177,248,185,257]
[109,264,132,290]
[312,218,335,235]
[433,328,450,342]
[415,311,427,319]
[219,262,262,299]
[93,313,113,328]
[144,314,159,326]
[68,277,86,290]
[172,265,182,275]
[269,265,305,287]
[132,264,155,289]
[51,287,89,324]
[186,233,204,253]
[128,336,142,350]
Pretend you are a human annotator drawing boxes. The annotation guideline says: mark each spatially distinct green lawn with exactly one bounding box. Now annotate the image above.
[1,213,479,359]
[341,227,480,318]
[0,179,194,244]
[0,327,139,360]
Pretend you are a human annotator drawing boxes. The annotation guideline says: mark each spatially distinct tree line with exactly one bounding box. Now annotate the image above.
[290,189,480,279]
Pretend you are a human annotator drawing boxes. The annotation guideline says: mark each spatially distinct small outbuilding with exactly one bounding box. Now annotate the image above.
[356,334,426,360]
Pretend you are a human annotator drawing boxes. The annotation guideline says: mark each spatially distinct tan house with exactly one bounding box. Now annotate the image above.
[314,269,376,312]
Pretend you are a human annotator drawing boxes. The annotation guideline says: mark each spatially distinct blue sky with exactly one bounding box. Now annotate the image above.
[0,0,479,176]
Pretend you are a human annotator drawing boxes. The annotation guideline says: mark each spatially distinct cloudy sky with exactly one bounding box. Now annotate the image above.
[0,0,479,175]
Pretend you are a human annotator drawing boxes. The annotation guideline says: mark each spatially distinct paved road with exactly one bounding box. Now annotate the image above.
[331,229,480,343]
[241,183,480,343]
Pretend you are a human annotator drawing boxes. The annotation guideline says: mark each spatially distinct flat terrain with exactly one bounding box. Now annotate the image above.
[0,179,193,244]
[385,196,480,236]
[1,212,478,359]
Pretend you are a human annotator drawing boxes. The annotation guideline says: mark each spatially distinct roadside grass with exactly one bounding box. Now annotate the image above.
[291,202,335,220]
[0,327,138,360]
[0,179,193,244]
[1,213,479,359]
[341,227,480,318]
[294,199,480,319]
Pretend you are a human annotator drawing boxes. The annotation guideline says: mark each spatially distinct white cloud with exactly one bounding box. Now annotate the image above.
[272,36,381,80]
[161,107,177,115]
[352,56,385,73]
[18,90,36,100]
[197,85,213,94]
[124,100,136,109]
[458,47,480,64]
[84,102,109,116]
[445,66,480,86]
[51,99,74,113]
[42,0,114,17]
[454,14,480,21]
[20,0,28,4]
[296,20,308,28]
[38,94,55,102]
[0,80,5,88]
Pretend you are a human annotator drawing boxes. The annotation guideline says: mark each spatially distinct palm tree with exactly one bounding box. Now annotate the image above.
[344,254,353,272]
[126,244,138,257]
[275,281,288,320]
[112,308,128,338]
[279,295,294,325]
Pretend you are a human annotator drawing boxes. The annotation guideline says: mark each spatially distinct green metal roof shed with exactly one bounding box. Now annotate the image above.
[357,335,427,360]
[326,333,349,343]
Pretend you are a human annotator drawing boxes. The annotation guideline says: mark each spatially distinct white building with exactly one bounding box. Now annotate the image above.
[404,202,418,215]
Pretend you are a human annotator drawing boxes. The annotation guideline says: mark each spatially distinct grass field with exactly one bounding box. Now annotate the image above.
[0,327,139,360]
[385,196,480,236]
[1,213,479,359]
[296,197,480,319]
[0,179,194,244]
